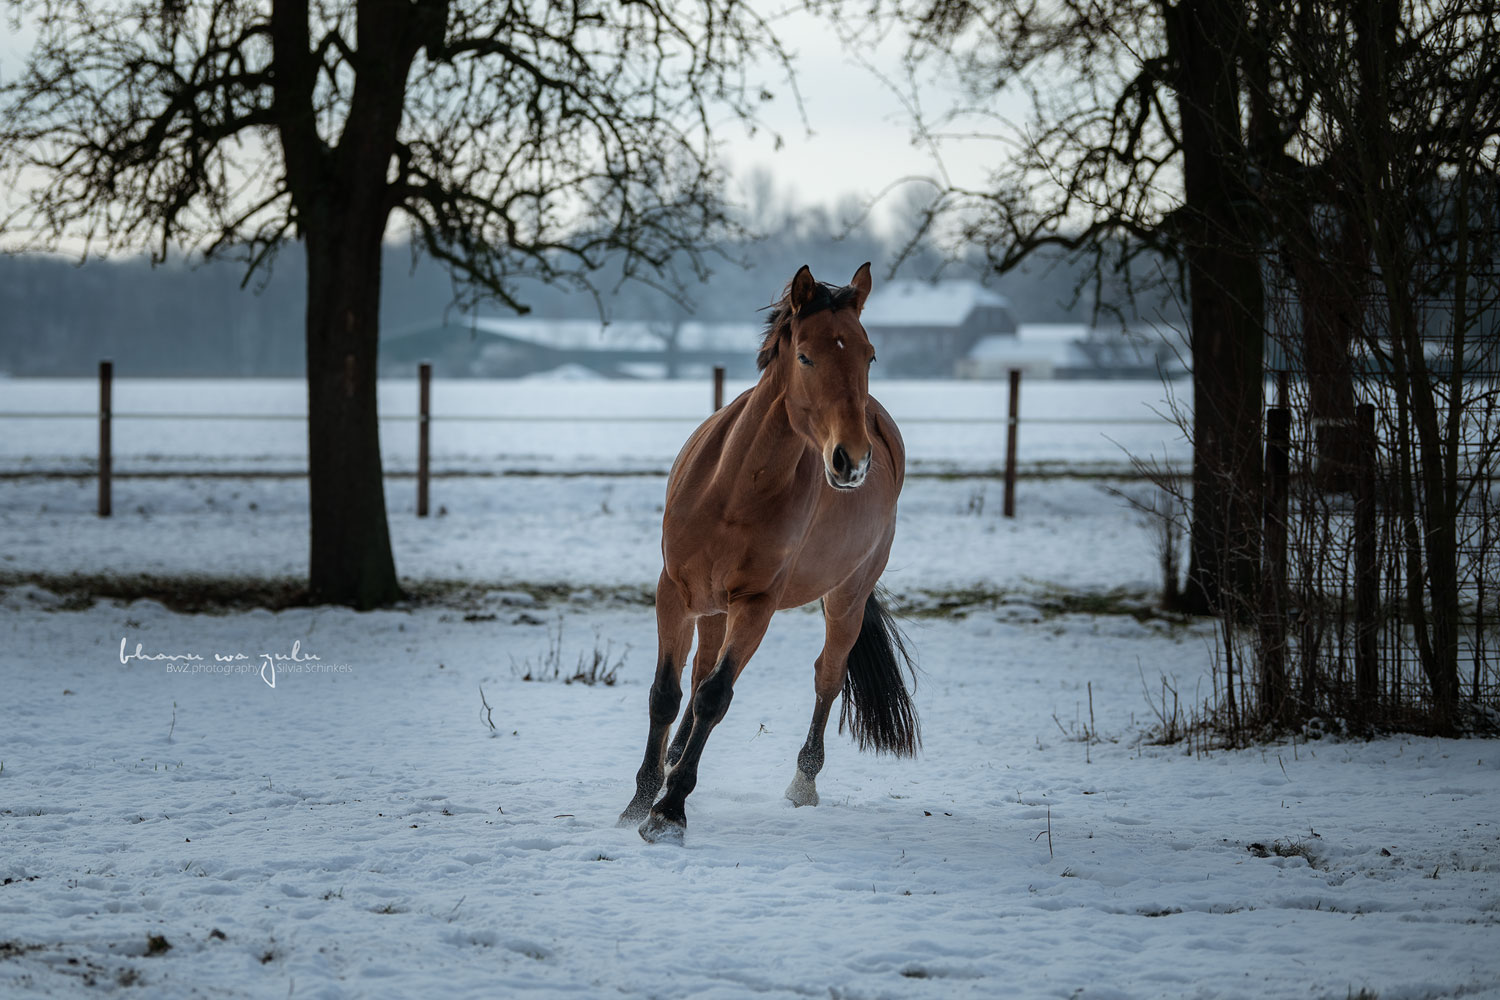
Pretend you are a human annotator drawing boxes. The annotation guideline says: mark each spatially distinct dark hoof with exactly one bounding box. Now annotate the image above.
[638,811,685,845]
[616,800,652,828]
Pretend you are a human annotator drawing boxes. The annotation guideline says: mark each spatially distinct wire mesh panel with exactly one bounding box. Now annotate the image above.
[1265,267,1500,728]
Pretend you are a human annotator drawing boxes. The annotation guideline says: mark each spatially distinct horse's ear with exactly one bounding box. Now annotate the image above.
[850,262,873,313]
[790,265,816,311]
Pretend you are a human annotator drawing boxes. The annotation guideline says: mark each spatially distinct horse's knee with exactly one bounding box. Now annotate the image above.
[649,669,682,727]
[692,661,736,723]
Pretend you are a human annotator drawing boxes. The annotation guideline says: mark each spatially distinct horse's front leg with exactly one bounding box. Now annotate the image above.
[640,594,775,844]
[786,595,865,807]
[617,574,695,828]
[666,613,726,769]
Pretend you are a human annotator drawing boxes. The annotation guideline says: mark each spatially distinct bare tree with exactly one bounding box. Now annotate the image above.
[843,0,1267,615]
[848,0,1500,733]
[1,0,786,606]
[1251,0,1500,732]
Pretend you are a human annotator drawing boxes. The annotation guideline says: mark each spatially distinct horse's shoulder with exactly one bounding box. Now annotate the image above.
[866,395,905,468]
[866,394,897,427]
[665,398,741,499]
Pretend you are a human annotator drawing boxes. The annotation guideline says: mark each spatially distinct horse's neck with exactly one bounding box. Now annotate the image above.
[722,375,811,491]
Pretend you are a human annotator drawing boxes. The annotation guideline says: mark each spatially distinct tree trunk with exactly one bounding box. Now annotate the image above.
[271,0,421,608]
[1245,1,1362,495]
[1286,212,1363,492]
[304,213,403,608]
[1171,0,1267,616]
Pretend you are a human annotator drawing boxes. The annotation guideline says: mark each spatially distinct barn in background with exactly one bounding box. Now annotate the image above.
[861,280,1018,377]
[381,282,1187,379]
[381,319,760,379]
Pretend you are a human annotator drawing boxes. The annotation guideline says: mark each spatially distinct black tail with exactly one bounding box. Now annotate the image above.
[840,592,920,756]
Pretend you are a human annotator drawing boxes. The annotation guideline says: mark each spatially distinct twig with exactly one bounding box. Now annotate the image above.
[1086,682,1095,765]
[479,686,496,734]
[1032,806,1054,858]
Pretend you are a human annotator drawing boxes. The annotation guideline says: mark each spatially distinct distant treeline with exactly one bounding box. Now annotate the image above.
[0,211,1161,377]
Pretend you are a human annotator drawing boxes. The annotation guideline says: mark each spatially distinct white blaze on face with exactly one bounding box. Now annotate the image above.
[835,338,844,350]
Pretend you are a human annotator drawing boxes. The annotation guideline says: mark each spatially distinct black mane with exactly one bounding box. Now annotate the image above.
[756,281,863,371]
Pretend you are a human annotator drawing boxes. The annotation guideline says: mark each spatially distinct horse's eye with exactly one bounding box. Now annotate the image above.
[797,353,813,367]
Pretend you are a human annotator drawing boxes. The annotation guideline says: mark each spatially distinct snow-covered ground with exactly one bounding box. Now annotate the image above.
[3,378,1498,998]
[4,596,1498,999]
[0,474,1168,602]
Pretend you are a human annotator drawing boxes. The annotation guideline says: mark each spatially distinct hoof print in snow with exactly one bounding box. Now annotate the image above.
[638,813,685,845]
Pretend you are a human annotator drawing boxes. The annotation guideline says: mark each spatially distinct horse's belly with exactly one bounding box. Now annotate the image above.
[779,533,889,607]
[662,507,893,614]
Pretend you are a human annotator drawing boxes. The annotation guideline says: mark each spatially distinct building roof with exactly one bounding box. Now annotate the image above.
[968,334,1086,367]
[1012,323,1091,345]
[963,324,1190,378]
[864,280,1013,328]
[463,317,762,353]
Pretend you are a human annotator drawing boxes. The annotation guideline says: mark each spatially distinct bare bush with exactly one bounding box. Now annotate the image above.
[511,619,627,687]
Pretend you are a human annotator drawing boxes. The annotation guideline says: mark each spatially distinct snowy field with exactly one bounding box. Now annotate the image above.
[3,377,1499,999]
[4,595,1498,999]
[0,474,1169,601]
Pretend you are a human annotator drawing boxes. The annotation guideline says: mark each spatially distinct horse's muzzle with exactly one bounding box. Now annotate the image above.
[826,445,871,491]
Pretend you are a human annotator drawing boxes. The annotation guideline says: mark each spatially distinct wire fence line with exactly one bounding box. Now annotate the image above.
[0,365,1192,517]
[0,410,1174,425]
[0,411,1192,519]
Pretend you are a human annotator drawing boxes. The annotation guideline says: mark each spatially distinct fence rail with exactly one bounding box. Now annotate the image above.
[0,411,1171,426]
[0,362,1187,518]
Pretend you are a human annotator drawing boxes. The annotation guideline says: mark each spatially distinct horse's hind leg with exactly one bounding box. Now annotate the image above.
[640,595,775,844]
[785,595,864,808]
[617,573,695,828]
[667,613,726,768]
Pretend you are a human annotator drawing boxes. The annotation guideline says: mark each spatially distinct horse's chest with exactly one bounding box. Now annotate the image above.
[662,482,889,609]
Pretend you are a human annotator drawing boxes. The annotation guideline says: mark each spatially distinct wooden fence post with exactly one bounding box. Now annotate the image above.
[1355,402,1378,718]
[98,359,112,518]
[713,365,725,412]
[1259,404,1291,722]
[417,362,431,518]
[1003,368,1021,517]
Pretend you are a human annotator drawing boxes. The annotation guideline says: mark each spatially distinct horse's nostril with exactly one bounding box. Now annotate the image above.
[832,445,850,478]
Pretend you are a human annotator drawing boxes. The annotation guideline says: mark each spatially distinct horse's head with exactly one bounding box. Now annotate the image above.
[761,263,877,491]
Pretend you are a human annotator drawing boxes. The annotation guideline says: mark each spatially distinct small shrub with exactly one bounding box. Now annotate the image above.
[511,619,627,686]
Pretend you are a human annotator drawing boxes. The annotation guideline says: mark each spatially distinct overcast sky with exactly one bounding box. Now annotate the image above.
[724,6,1008,231]
[726,10,937,220]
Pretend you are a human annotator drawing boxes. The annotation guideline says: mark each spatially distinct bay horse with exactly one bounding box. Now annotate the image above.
[617,262,919,844]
